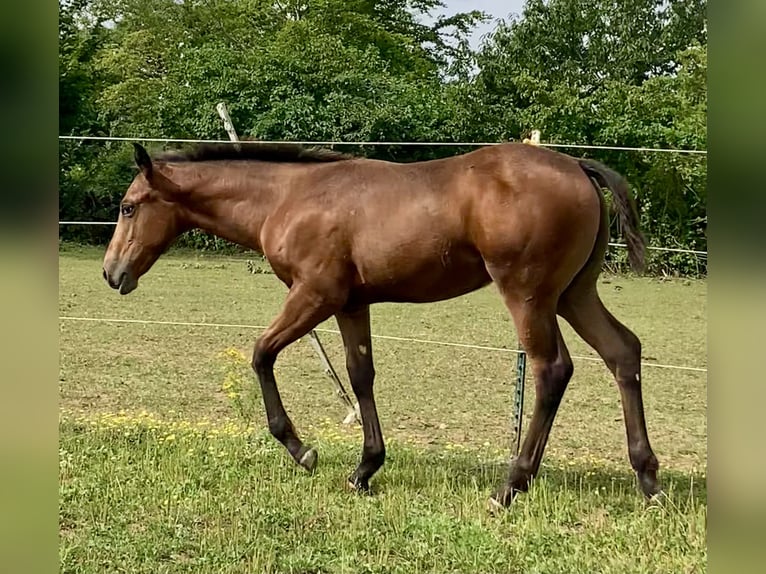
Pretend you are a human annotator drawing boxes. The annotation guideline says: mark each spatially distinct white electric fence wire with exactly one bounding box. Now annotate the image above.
[58,315,708,373]
[58,135,707,155]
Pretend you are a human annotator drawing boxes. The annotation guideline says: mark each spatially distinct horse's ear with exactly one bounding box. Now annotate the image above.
[133,143,153,179]
[133,142,184,200]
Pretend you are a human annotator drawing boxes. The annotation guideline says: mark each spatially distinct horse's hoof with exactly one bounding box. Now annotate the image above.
[487,496,507,515]
[298,447,318,473]
[347,474,370,494]
[637,470,661,498]
[647,490,667,505]
[488,484,518,514]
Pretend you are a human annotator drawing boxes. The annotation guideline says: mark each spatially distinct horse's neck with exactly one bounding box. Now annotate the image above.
[182,163,284,252]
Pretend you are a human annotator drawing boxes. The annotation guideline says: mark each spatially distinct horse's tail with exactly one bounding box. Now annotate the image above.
[578,158,646,273]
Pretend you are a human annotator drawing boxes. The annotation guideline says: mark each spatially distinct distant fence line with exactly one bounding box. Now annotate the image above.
[58,315,708,374]
[58,134,707,155]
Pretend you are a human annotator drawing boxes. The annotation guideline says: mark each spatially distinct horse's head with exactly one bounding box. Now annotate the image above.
[102,143,188,294]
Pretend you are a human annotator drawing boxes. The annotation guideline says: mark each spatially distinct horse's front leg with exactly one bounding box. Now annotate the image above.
[336,305,385,492]
[252,282,343,470]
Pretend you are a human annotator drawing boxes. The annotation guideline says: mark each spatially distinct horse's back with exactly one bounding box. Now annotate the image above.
[272,144,602,303]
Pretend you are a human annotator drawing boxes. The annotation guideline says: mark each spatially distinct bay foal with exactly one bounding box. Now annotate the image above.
[103,142,660,507]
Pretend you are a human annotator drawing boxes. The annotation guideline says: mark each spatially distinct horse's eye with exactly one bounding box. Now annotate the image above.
[121,204,135,218]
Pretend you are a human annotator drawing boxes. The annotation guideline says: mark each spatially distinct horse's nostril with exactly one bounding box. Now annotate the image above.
[103,268,121,289]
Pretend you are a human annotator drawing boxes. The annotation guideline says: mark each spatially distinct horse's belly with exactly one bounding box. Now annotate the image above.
[351,246,492,304]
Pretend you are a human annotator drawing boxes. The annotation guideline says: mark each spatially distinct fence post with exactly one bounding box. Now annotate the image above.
[215,102,242,150]
[306,331,361,425]
[215,102,361,425]
[512,345,527,457]
[522,129,541,146]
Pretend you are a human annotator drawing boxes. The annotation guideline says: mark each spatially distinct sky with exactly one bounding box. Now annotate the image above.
[436,0,527,50]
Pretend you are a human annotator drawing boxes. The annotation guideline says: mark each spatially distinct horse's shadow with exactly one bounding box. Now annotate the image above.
[370,450,707,505]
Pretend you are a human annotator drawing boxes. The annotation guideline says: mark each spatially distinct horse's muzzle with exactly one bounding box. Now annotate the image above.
[103,266,138,295]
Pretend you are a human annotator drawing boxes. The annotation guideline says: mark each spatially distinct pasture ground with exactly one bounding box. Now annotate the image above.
[59,245,707,573]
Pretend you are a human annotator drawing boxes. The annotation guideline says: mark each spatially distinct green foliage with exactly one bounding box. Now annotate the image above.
[59,0,707,274]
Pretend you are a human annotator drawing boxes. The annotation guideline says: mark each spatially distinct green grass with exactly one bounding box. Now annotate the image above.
[59,246,707,573]
[60,415,705,574]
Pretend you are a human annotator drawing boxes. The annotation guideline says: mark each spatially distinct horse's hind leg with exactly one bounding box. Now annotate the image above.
[559,284,661,498]
[490,292,574,508]
[252,282,343,472]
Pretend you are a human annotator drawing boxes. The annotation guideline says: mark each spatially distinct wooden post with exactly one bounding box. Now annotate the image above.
[215,102,361,425]
[215,102,241,149]
[522,129,541,146]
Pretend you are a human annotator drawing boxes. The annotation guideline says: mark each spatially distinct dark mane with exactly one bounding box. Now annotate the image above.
[156,142,353,164]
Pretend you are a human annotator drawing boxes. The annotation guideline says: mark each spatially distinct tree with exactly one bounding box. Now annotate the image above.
[59,0,484,242]
[60,0,121,243]
[86,0,482,141]
[58,0,708,273]
[473,0,707,264]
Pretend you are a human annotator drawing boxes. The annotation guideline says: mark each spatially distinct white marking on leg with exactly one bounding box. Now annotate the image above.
[635,373,640,382]
[299,449,315,466]
[487,496,505,514]
[358,344,367,355]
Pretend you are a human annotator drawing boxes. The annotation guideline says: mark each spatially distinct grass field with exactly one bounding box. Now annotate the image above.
[59,245,707,573]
